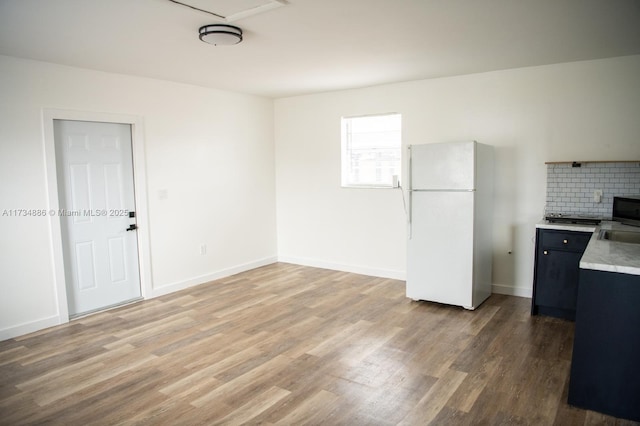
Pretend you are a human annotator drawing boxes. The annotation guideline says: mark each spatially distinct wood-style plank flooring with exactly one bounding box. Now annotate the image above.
[1,263,638,425]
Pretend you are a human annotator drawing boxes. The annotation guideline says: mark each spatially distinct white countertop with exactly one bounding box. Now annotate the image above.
[535,221,598,234]
[536,220,640,276]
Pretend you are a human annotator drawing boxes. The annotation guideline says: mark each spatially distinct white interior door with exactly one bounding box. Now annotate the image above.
[54,120,141,317]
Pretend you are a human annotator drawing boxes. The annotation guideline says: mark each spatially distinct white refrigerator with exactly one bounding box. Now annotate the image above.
[406,141,494,310]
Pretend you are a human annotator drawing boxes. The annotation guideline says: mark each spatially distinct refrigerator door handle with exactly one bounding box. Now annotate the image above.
[407,145,413,239]
[408,190,413,239]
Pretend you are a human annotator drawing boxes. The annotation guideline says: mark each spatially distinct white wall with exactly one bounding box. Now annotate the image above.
[0,55,277,339]
[274,55,640,295]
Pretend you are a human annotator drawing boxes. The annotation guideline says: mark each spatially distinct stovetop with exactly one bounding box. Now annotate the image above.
[544,213,602,225]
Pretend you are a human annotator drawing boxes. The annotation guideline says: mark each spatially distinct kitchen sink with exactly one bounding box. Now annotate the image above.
[598,229,640,244]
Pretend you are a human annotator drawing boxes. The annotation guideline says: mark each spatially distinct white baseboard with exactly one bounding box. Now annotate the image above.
[1,257,278,342]
[0,315,62,341]
[492,283,532,298]
[281,258,530,299]
[278,256,406,280]
[1,260,526,342]
[150,256,278,298]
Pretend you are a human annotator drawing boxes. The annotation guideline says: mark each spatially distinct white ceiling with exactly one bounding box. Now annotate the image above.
[1,0,639,98]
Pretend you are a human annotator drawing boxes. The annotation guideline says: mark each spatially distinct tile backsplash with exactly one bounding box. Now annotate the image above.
[546,162,640,218]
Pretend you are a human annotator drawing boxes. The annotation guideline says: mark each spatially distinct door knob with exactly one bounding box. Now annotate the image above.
[126,224,138,231]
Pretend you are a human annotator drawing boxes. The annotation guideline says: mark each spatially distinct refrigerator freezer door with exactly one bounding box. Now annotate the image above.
[410,142,475,190]
[407,191,475,308]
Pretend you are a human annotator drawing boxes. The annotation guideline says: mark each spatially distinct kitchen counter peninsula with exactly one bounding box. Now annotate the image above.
[536,219,640,422]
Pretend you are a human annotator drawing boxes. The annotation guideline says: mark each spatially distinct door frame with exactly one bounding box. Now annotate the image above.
[42,108,153,323]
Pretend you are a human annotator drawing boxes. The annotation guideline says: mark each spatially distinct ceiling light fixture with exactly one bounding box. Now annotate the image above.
[199,24,243,46]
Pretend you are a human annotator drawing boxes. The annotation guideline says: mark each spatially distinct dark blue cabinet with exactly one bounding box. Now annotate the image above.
[568,269,640,422]
[531,228,591,320]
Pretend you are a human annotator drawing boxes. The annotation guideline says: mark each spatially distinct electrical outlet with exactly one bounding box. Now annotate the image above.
[593,190,603,203]
[199,244,207,255]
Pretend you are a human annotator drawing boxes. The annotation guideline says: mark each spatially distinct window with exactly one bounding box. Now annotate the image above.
[341,113,401,188]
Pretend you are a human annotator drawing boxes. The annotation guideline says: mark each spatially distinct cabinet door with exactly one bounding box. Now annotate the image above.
[569,269,640,421]
[535,249,582,310]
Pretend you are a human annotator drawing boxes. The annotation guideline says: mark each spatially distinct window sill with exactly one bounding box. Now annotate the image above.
[341,184,398,189]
